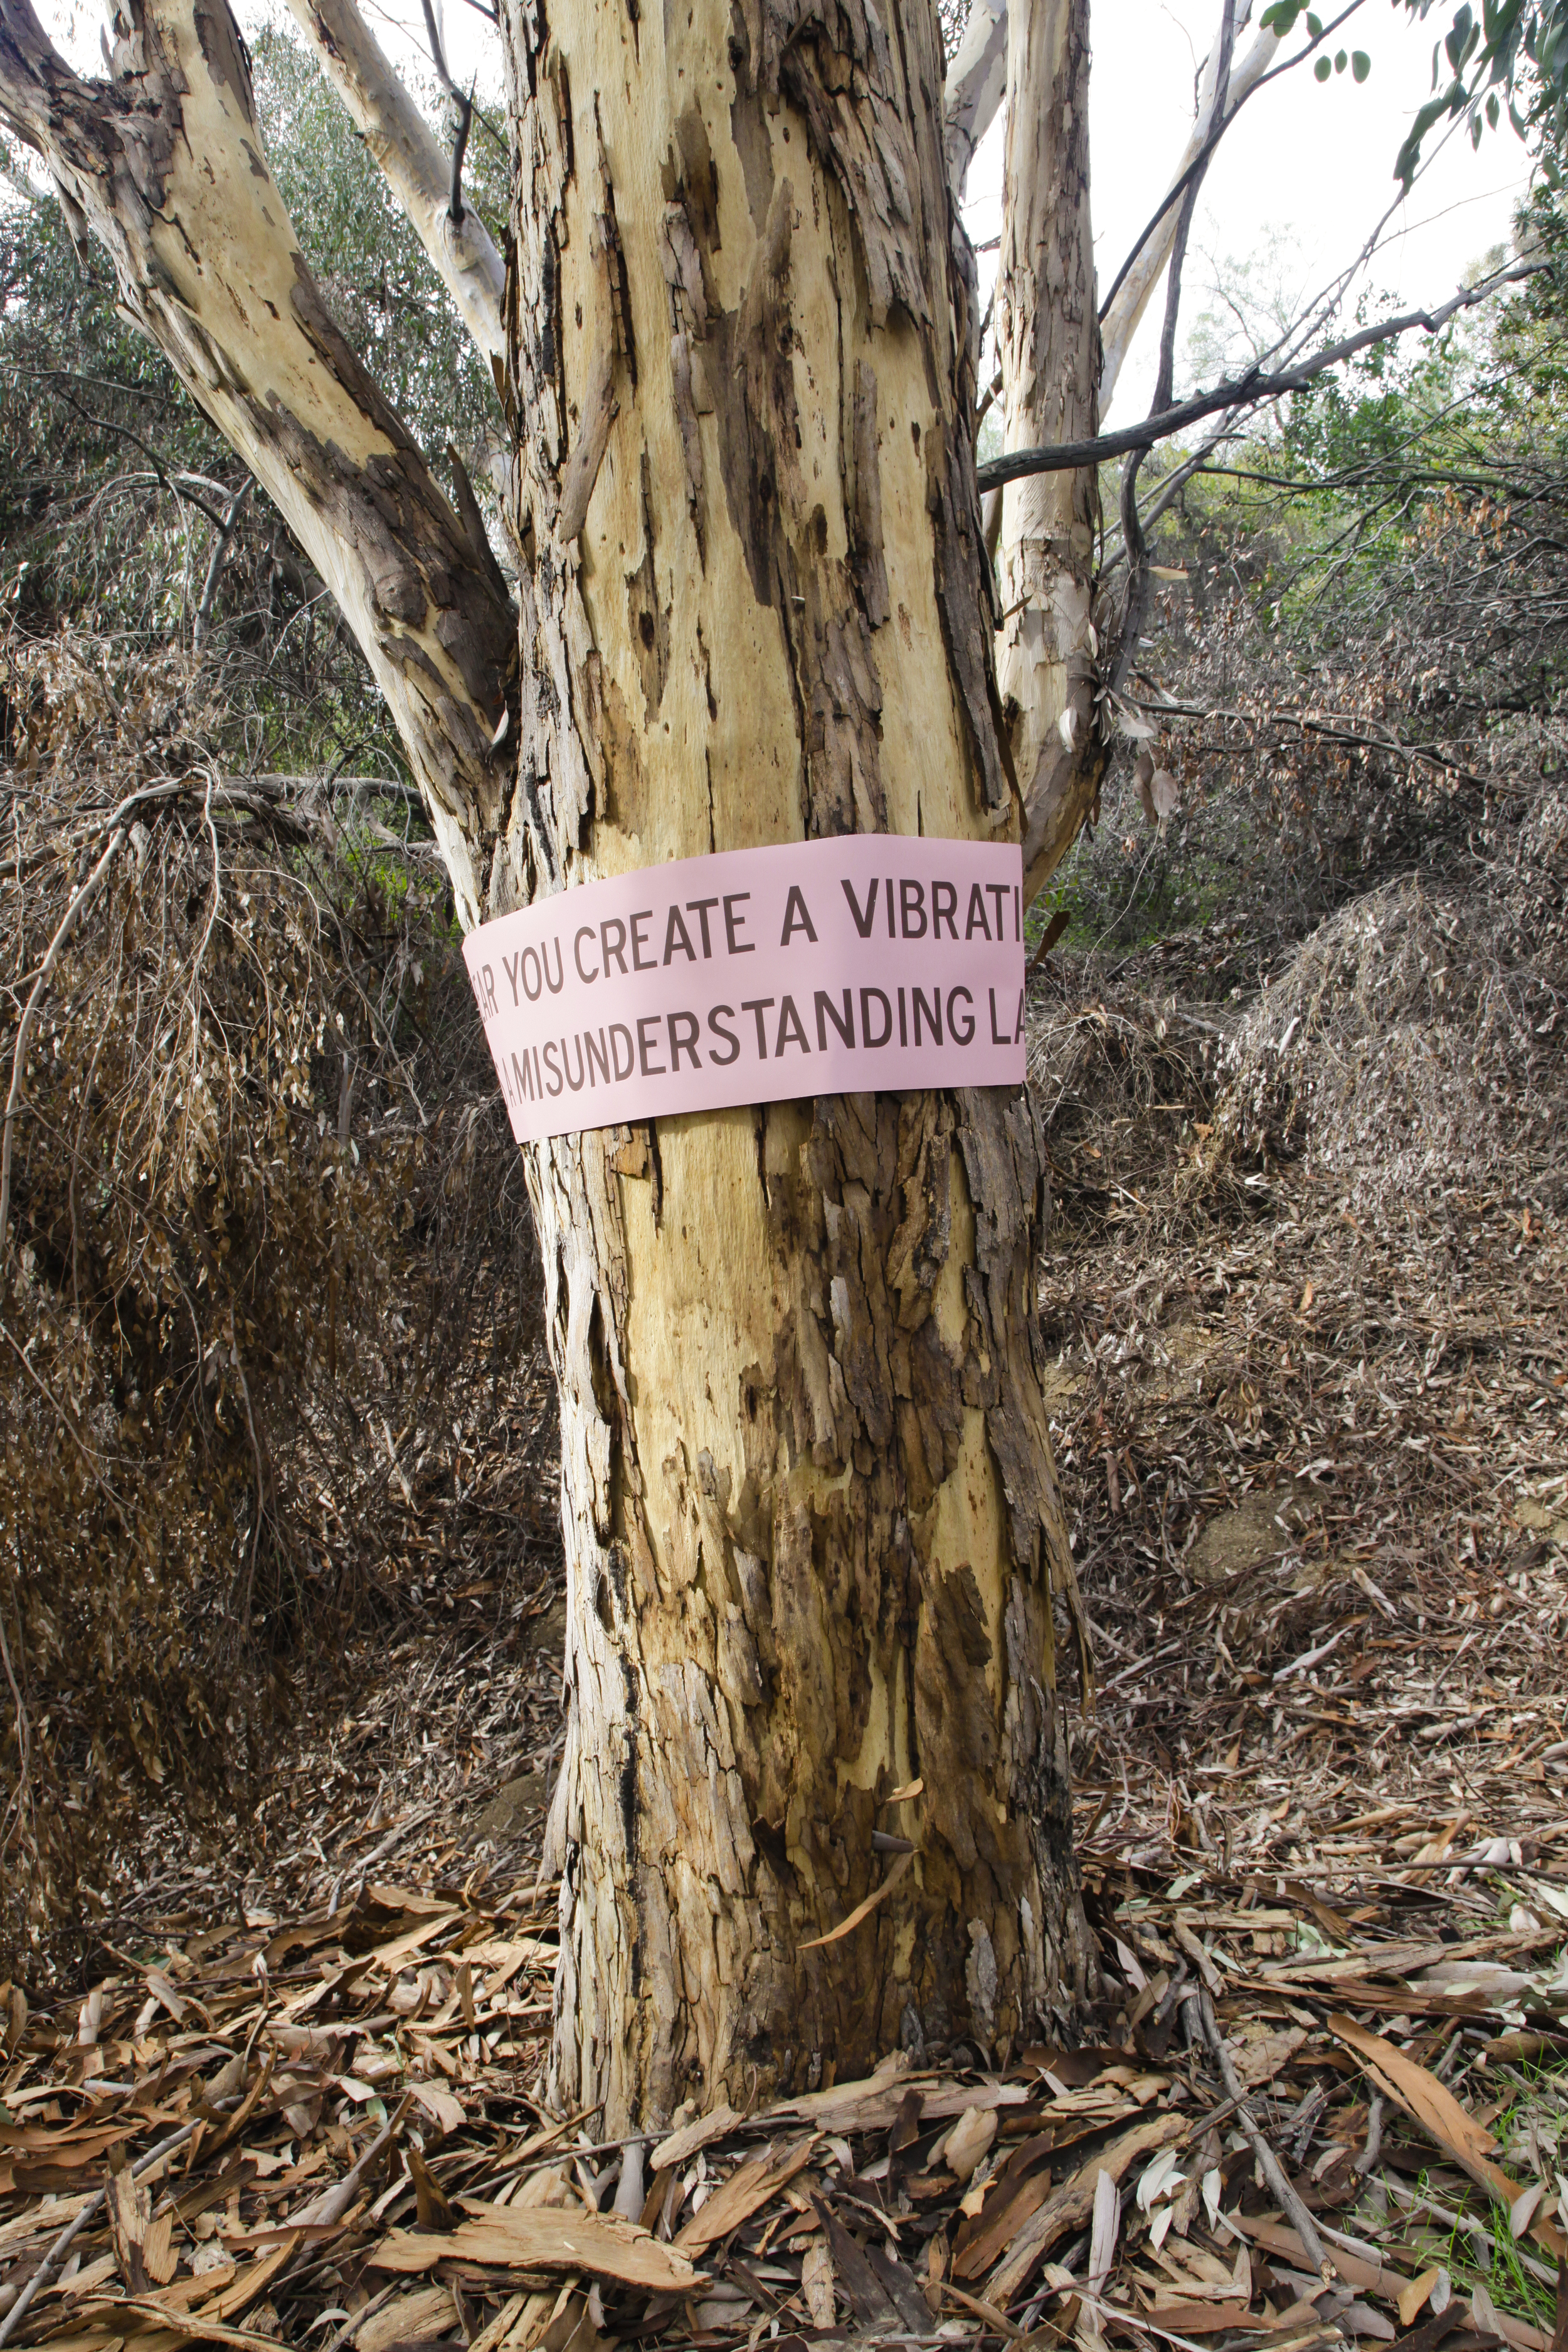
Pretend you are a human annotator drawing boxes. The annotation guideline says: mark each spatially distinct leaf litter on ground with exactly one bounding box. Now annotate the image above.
[4,911,1567,2352]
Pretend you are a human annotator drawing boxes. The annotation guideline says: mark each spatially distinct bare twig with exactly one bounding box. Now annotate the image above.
[1096,0,1366,331]
[1,824,127,1258]
[193,479,253,649]
[1185,1984,1332,2281]
[1110,0,1234,700]
[0,1591,29,1865]
[1352,2092,1384,2176]
[0,2111,226,2347]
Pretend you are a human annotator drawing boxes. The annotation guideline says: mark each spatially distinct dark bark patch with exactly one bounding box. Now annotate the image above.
[625,460,669,723]
[926,426,1013,820]
[193,0,254,114]
[726,1,775,232]
[850,358,890,630]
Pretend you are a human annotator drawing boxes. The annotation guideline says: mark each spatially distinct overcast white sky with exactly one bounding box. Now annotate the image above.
[966,0,1534,423]
[36,0,1535,426]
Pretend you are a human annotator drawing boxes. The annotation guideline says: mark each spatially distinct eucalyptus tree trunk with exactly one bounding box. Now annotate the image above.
[1,0,1097,2136]
[993,0,1104,898]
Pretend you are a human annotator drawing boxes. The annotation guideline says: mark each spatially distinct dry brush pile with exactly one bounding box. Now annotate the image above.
[1024,759,1568,1911]
[0,631,554,1968]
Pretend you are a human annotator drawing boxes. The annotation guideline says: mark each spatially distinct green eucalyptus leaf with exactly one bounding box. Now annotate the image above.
[1315,51,1332,77]
[1352,47,1371,77]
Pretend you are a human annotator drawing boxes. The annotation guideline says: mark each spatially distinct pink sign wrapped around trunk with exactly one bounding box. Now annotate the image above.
[464,834,1026,1145]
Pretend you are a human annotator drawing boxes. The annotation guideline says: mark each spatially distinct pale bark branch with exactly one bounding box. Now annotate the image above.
[1098,6,1279,412]
[977,257,1548,490]
[280,0,504,364]
[943,0,1006,199]
[0,0,517,926]
[993,0,1103,903]
[1110,0,1234,698]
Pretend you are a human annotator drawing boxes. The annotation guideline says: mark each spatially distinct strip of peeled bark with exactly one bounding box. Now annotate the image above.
[280,0,507,368]
[490,0,1093,2126]
[992,0,1105,904]
[0,0,516,923]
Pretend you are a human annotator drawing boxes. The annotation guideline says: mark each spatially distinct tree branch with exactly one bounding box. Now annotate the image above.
[943,0,1006,199]
[977,258,1548,490]
[193,476,253,647]
[1099,1,1282,410]
[416,0,474,225]
[43,383,233,526]
[991,0,1104,904]
[280,0,504,363]
[1110,0,1234,698]
[1130,690,1508,797]
[0,0,517,926]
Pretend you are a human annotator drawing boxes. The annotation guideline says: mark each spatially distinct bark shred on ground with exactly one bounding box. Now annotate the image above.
[1,1789,1565,2352]
[4,842,1567,2352]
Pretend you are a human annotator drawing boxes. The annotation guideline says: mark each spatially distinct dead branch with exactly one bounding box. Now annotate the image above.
[1,822,127,1258]
[979,259,1552,492]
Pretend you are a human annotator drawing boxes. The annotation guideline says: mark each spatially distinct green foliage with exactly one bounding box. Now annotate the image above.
[1263,0,1568,184]
[1258,7,1372,85]
[0,22,504,783]
[1394,0,1568,184]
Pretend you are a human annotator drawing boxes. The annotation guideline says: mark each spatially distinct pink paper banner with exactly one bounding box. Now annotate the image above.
[464,834,1025,1145]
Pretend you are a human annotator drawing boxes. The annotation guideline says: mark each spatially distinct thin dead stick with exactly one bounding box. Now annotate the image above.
[1,824,126,1256]
[1352,2092,1384,2176]
[193,478,252,649]
[0,1592,29,1863]
[0,2109,223,2346]
[941,2279,1024,2340]
[290,2095,410,2227]
[1184,1986,1331,2281]
[316,2282,397,2352]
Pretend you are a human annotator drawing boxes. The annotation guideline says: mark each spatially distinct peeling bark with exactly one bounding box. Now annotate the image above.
[497,0,1091,2127]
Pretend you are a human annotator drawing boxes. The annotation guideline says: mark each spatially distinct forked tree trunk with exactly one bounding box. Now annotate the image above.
[1,0,1097,2135]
